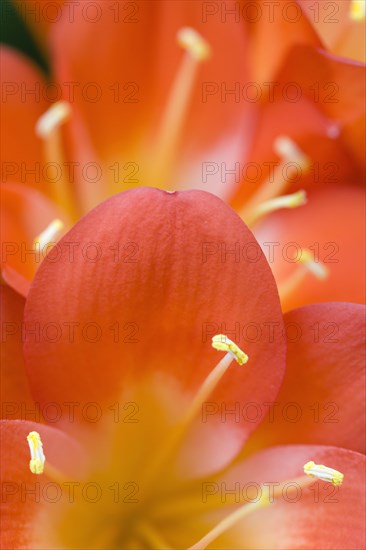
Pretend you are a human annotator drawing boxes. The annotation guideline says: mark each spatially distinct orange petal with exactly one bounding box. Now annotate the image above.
[253,184,366,310]
[298,0,366,63]
[1,182,68,296]
[216,445,365,549]
[0,286,34,417]
[0,419,86,549]
[243,303,365,455]
[23,189,285,469]
[0,46,51,196]
[245,0,321,82]
[230,45,365,209]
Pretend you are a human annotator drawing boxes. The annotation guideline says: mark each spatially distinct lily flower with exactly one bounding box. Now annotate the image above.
[1,189,365,548]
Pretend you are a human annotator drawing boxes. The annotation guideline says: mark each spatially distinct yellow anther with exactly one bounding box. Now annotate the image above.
[300,250,329,280]
[212,334,249,365]
[177,27,211,61]
[350,0,365,20]
[304,461,344,486]
[34,219,64,250]
[35,101,71,138]
[27,431,45,475]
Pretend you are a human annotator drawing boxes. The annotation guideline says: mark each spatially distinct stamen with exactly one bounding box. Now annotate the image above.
[188,493,270,550]
[273,136,309,166]
[188,462,337,550]
[27,431,45,475]
[36,102,78,221]
[212,334,249,365]
[180,335,248,430]
[35,101,71,138]
[278,248,328,306]
[141,335,248,489]
[247,190,307,225]
[177,27,211,61]
[148,27,211,187]
[304,461,344,486]
[240,136,310,225]
[33,218,64,250]
[26,431,67,482]
[299,250,328,280]
[350,0,366,20]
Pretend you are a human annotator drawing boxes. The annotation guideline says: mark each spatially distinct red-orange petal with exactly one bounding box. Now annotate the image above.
[242,303,365,456]
[245,0,321,82]
[298,0,366,63]
[216,445,365,549]
[253,184,366,310]
[1,182,68,296]
[0,46,51,196]
[23,188,285,463]
[0,419,86,549]
[0,286,34,418]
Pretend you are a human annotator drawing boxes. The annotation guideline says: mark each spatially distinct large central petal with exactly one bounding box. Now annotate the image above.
[23,188,285,473]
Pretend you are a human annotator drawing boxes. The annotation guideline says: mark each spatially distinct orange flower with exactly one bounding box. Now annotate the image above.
[1,189,365,548]
[2,0,365,307]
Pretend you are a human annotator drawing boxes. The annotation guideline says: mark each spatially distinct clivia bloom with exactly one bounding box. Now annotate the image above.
[1,189,365,549]
[1,1,365,309]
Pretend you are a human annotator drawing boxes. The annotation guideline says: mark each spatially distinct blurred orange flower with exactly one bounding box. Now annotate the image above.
[2,1,365,309]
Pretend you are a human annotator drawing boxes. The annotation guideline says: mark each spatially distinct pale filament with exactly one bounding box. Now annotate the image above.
[148,27,211,188]
[140,336,248,491]
[248,189,307,226]
[240,136,310,225]
[188,470,342,549]
[278,249,328,306]
[36,101,78,220]
[33,219,64,251]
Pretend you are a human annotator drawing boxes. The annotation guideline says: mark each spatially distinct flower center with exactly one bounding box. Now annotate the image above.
[26,333,345,549]
[27,335,248,548]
